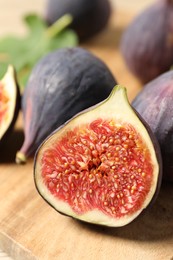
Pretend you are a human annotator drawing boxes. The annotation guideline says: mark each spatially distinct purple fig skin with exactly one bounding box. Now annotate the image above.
[120,0,173,84]
[132,70,173,182]
[44,0,112,41]
[16,47,116,163]
[134,109,163,206]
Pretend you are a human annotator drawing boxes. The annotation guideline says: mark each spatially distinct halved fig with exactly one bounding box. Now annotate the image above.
[0,65,20,146]
[34,85,161,227]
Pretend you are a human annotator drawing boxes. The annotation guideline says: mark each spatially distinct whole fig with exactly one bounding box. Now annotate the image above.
[34,85,162,227]
[16,47,116,163]
[120,0,173,83]
[132,70,173,181]
[44,0,112,41]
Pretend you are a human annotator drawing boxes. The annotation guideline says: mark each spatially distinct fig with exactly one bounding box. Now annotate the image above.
[0,65,20,146]
[16,47,116,164]
[120,0,173,83]
[34,85,161,227]
[132,70,173,182]
[44,0,111,41]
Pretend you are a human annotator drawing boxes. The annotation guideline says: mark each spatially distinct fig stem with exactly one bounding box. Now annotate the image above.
[15,151,27,164]
[45,14,73,38]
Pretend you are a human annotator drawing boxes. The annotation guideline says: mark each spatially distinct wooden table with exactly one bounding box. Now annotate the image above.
[0,0,173,259]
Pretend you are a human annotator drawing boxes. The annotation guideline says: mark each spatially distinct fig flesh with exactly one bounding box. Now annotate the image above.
[16,47,116,163]
[120,0,173,83]
[44,0,111,41]
[0,65,20,146]
[132,71,173,182]
[34,85,161,227]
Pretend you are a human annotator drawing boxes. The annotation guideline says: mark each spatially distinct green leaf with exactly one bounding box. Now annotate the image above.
[24,14,47,36]
[0,63,8,79]
[47,30,78,51]
[0,13,78,89]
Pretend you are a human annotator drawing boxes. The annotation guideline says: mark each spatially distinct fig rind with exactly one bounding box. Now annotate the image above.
[34,85,162,227]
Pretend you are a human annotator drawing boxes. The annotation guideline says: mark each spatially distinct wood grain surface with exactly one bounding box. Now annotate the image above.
[0,0,173,259]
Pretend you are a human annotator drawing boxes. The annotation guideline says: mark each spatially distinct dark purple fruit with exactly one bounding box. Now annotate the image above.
[44,0,112,41]
[16,47,116,164]
[0,65,20,147]
[34,85,162,227]
[132,70,173,182]
[120,0,173,83]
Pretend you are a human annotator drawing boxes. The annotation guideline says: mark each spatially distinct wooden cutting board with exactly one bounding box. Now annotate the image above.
[0,1,173,259]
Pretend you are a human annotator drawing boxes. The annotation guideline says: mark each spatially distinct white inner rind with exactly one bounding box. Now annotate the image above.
[35,86,159,227]
[0,66,17,139]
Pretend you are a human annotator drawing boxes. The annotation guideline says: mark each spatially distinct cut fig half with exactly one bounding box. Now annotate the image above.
[34,85,162,227]
[0,65,20,145]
